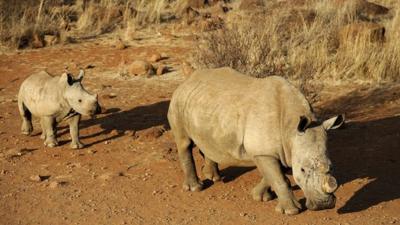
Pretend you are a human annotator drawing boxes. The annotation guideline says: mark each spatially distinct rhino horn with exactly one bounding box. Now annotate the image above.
[77,69,85,81]
[322,175,338,194]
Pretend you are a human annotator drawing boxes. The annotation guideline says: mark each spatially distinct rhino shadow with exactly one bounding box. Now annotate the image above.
[316,86,400,214]
[329,116,400,214]
[65,100,171,147]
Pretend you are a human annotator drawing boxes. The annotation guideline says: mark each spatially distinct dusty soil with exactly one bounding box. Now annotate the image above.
[0,30,400,225]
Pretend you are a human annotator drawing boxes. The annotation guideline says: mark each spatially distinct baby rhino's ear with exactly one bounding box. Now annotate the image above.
[60,73,74,86]
[323,114,345,130]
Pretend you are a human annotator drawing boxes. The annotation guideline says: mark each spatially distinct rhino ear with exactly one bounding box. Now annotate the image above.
[60,73,74,86]
[297,116,311,133]
[323,114,345,130]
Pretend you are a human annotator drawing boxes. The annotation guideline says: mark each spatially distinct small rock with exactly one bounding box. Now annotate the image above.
[181,61,194,77]
[31,33,44,48]
[98,172,123,181]
[160,53,168,59]
[49,181,67,188]
[128,60,155,76]
[124,130,136,136]
[104,140,111,145]
[87,149,97,154]
[136,126,166,141]
[148,53,162,63]
[239,212,248,217]
[115,38,127,50]
[156,65,168,75]
[110,129,119,136]
[108,93,117,98]
[44,35,58,46]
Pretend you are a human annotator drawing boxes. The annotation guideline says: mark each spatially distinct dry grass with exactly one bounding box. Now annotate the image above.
[193,0,400,90]
[0,0,188,48]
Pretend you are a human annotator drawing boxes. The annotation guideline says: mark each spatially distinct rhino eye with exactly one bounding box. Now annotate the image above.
[301,168,305,173]
[78,99,82,103]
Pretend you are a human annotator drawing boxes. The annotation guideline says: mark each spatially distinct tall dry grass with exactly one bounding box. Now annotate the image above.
[193,0,400,91]
[0,0,188,48]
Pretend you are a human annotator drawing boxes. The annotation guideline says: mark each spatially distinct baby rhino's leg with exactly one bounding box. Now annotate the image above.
[68,115,84,149]
[41,116,58,147]
[18,101,33,135]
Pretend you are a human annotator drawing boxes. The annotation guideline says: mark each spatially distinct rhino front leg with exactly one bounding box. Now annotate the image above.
[252,178,274,202]
[254,156,301,215]
[176,136,203,191]
[68,114,84,149]
[40,119,46,140]
[201,154,221,182]
[18,100,33,135]
[42,116,58,147]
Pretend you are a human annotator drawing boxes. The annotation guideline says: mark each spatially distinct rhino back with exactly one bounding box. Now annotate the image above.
[169,67,313,165]
[19,71,67,116]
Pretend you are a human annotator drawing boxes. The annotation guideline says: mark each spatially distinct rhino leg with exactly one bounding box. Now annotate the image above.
[251,178,274,202]
[176,136,203,191]
[42,116,58,148]
[254,156,301,215]
[201,154,221,182]
[18,100,33,135]
[68,114,84,149]
[40,119,46,140]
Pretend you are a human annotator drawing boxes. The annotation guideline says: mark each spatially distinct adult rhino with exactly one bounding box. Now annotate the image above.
[168,67,344,215]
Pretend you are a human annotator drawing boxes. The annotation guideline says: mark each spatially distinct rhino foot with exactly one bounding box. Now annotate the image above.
[21,123,33,136]
[70,141,85,149]
[275,198,301,215]
[44,138,58,148]
[183,179,203,192]
[40,133,46,140]
[252,187,273,202]
[202,166,221,182]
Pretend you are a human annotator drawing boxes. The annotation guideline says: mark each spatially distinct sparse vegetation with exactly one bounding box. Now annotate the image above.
[0,0,188,48]
[193,0,400,90]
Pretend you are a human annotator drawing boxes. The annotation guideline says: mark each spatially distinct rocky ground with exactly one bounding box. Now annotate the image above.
[1,3,400,225]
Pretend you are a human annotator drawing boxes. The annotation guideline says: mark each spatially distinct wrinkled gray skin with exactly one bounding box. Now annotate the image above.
[168,67,344,215]
[18,70,101,149]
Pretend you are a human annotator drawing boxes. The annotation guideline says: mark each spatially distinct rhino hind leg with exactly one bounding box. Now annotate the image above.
[254,156,301,215]
[176,135,203,191]
[251,178,274,202]
[18,100,33,135]
[41,116,58,148]
[200,153,221,182]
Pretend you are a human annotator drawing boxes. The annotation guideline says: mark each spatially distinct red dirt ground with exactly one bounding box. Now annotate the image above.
[0,33,399,225]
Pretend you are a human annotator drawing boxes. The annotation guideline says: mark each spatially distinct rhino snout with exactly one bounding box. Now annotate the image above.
[306,194,336,211]
[322,175,338,194]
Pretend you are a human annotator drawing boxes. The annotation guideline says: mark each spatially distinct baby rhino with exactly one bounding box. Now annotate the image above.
[18,70,101,149]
